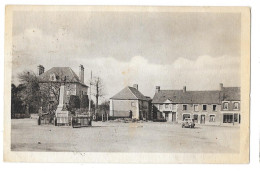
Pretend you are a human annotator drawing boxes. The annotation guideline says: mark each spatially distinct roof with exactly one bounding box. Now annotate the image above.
[110,86,148,100]
[152,87,240,104]
[222,87,240,101]
[38,67,88,87]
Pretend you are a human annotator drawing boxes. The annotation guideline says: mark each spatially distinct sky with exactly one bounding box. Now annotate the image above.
[11,10,241,100]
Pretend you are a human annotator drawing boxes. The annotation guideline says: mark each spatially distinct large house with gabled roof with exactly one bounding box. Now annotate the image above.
[152,83,240,126]
[37,65,88,109]
[110,84,151,120]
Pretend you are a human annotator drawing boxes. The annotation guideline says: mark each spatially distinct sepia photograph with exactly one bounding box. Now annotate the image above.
[4,6,250,163]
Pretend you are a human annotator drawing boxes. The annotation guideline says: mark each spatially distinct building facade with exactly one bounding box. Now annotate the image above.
[110,84,151,120]
[220,86,241,125]
[152,84,240,126]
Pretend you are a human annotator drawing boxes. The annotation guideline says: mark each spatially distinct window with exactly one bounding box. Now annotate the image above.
[131,102,136,107]
[223,102,229,110]
[209,115,216,122]
[233,102,239,110]
[194,105,199,111]
[183,114,190,120]
[183,105,187,110]
[213,105,217,111]
[223,114,233,123]
[50,74,56,81]
[66,90,70,95]
[203,105,207,111]
[160,104,163,109]
[193,114,198,123]
[234,113,238,122]
[165,104,169,109]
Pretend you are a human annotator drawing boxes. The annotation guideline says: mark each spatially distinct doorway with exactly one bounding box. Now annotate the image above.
[172,112,177,123]
[165,112,173,122]
[201,115,205,124]
[193,114,198,123]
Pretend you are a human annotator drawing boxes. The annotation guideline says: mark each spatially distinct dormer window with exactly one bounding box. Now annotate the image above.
[50,73,56,81]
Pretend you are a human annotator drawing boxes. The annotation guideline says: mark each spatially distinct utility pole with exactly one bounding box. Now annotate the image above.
[26,72,30,116]
[88,70,92,116]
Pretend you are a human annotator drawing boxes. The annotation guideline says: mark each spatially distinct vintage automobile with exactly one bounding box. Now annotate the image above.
[181,118,195,128]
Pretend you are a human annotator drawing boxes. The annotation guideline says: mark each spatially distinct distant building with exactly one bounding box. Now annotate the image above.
[37,65,88,108]
[110,84,151,120]
[152,83,240,126]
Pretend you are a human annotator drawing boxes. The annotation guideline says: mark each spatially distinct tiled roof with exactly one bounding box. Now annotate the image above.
[111,86,148,100]
[152,87,240,104]
[38,67,87,87]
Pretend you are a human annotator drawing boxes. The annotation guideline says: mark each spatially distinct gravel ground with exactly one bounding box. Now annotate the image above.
[11,119,240,153]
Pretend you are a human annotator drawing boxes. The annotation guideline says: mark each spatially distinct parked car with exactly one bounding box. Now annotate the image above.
[182,118,195,128]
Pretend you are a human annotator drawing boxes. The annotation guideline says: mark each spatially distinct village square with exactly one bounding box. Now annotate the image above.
[11,64,241,152]
[9,10,242,153]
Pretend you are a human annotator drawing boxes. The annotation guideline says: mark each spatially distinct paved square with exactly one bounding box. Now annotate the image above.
[11,119,240,153]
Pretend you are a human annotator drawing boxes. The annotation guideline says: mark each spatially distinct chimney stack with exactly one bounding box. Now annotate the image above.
[219,83,224,91]
[79,65,84,83]
[183,86,186,93]
[133,84,138,90]
[156,86,160,93]
[37,65,45,76]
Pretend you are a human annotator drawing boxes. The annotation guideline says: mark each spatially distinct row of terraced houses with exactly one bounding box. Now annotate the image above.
[110,83,240,126]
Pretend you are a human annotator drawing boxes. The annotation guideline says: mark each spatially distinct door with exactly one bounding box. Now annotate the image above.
[167,113,173,122]
[201,115,205,124]
[165,113,168,121]
[172,112,177,123]
[193,114,198,123]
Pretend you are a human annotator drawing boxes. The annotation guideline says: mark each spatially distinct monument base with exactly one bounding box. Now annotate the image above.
[55,106,71,126]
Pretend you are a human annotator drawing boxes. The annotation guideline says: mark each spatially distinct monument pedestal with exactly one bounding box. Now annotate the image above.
[56,106,70,126]
[55,84,71,126]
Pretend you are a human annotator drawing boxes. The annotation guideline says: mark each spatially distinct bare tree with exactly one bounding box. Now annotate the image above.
[91,76,105,111]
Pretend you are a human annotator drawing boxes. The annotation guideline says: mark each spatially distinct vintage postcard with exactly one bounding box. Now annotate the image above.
[4,6,250,163]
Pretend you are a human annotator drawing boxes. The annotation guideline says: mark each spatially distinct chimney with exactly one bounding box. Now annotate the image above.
[183,86,186,93]
[156,86,160,93]
[219,83,224,91]
[133,84,138,90]
[37,65,45,76]
[79,65,84,83]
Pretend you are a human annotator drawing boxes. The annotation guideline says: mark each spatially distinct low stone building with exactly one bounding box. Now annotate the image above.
[110,84,151,120]
[152,83,240,126]
[37,65,88,110]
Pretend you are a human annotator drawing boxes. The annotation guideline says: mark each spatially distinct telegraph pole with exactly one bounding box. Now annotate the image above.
[88,70,92,116]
